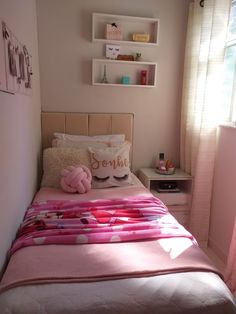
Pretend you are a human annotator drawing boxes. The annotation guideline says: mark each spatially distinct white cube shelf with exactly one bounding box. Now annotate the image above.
[92,59,157,87]
[92,13,159,46]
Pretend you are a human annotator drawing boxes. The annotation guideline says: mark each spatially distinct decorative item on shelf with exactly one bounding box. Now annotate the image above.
[101,65,108,83]
[135,52,142,61]
[106,22,123,40]
[140,70,148,85]
[165,159,175,172]
[121,76,130,84]
[155,153,175,175]
[156,168,175,175]
[106,44,120,59]
[117,54,134,61]
[132,33,150,42]
[156,152,166,171]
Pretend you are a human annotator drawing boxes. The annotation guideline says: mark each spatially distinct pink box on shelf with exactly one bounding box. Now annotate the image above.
[106,23,123,40]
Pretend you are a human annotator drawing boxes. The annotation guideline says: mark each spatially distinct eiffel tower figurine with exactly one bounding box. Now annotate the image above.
[101,65,108,84]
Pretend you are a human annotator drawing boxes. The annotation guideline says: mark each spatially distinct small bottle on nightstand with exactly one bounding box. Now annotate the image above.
[156,153,166,171]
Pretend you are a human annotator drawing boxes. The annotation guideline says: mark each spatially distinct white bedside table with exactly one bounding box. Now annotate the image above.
[138,168,193,229]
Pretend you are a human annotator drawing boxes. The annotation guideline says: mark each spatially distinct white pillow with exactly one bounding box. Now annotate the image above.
[54,133,125,142]
[88,142,133,189]
[52,138,110,149]
[41,147,91,188]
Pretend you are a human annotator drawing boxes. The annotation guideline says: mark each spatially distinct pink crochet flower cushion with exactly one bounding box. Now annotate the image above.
[60,165,92,194]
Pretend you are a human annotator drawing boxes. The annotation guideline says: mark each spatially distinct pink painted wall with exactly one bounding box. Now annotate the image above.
[36,0,191,171]
[209,126,236,262]
[0,0,41,272]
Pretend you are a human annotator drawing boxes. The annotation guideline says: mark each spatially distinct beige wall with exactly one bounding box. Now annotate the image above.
[37,0,191,171]
[0,0,41,272]
[209,126,236,262]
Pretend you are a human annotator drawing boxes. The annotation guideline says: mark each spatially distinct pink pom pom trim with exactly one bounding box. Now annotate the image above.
[60,165,92,194]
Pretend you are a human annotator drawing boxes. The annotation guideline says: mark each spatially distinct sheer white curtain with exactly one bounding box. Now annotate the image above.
[225,217,236,296]
[180,0,231,245]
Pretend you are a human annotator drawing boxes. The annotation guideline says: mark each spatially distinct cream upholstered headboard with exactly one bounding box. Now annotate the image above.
[41,112,134,149]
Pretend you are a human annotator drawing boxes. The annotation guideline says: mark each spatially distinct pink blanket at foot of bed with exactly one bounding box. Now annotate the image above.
[0,238,221,293]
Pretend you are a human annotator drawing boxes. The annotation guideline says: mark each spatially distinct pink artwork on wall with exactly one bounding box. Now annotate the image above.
[0,22,7,92]
[0,20,33,95]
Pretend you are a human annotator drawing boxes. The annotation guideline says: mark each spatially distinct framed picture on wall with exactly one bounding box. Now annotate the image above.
[0,19,33,95]
[0,21,7,92]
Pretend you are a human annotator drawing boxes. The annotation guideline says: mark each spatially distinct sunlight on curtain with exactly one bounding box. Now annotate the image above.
[180,0,231,245]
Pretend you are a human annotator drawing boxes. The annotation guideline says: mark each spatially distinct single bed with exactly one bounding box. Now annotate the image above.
[0,112,235,314]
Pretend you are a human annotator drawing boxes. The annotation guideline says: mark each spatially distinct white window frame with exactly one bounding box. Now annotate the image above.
[225,0,236,122]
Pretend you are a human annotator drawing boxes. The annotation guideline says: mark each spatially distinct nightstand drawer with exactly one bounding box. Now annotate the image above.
[168,205,189,228]
[169,209,189,227]
[138,167,192,229]
[152,190,189,205]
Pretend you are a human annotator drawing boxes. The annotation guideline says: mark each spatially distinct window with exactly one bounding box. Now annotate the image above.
[221,0,236,122]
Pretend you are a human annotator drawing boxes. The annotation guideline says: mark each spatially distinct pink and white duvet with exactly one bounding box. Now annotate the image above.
[9,195,195,256]
[0,179,235,314]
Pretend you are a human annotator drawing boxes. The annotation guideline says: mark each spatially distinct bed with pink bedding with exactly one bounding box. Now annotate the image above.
[0,112,235,313]
[0,177,235,314]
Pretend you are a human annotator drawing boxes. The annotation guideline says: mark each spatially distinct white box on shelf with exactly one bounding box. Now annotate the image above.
[105,44,121,59]
[106,23,123,40]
